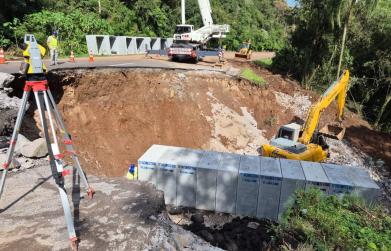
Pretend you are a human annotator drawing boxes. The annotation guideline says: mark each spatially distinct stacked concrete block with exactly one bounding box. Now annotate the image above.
[301,161,330,194]
[216,153,241,214]
[86,35,98,55]
[257,157,282,221]
[166,38,174,48]
[347,167,380,203]
[157,146,188,205]
[86,35,173,55]
[176,149,205,207]
[126,37,137,54]
[134,38,144,53]
[279,159,306,219]
[138,145,381,222]
[95,35,111,55]
[161,38,173,50]
[196,151,223,211]
[138,144,170,186]
[109,36,127,55]
[322,163,354,197]
[151,38,161,50]
[135,37,151,53]
[236,155,261,217]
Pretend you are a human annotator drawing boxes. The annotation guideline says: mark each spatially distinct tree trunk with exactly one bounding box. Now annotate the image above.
[337,0,355,79]
[374,94,391,128]
[98,0,102,15]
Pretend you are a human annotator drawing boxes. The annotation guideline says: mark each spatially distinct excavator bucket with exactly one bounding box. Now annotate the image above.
[319,124,346,140]
[235,52,248,58]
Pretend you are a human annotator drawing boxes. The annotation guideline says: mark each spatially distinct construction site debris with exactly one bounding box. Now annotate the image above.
[274,91,312,119]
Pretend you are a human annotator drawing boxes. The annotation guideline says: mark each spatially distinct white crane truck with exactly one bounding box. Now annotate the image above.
[167,0,230,62]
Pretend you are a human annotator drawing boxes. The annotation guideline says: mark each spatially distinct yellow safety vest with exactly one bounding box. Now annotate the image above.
[23,43,47,74]
[48,35,58,49]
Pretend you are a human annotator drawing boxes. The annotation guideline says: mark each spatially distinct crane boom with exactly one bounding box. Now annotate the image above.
[198,0,213,26]
[299,70,350,144]
[169,0,229,62]
[181,0,186,24]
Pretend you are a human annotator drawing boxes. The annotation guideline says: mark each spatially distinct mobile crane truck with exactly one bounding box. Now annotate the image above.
[168,0,230,63]
[261,70,350,162]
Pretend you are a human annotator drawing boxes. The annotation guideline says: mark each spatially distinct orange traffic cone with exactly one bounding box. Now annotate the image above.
[69,51,75,63]
[89,49,94,63]
[0,48,6,64]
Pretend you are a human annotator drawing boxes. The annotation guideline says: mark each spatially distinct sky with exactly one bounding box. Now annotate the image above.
[286,0,297,7]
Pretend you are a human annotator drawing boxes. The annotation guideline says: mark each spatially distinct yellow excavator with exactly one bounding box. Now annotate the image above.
[235,40,252,60]
[261,70,350,162]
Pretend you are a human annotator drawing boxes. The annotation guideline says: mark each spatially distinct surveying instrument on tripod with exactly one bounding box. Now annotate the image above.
[0,34,94,250]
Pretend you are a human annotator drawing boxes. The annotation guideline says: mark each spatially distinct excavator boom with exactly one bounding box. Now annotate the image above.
[261,70,350,162]
[299,70,349,144]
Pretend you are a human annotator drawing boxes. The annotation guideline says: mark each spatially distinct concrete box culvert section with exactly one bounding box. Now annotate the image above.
[301,161,330,194]
[236,155,261,217]
[216,152,241,214]
[139,144,380,222]
[257,157,282,221]
[196,151,222,211]
[86,35,174,55]
[278,159,306,220]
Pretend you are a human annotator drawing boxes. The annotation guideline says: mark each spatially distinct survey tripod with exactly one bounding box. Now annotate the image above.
[0,34,94,251]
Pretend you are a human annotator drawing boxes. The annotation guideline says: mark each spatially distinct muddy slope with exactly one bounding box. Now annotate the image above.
[56,68,290,176]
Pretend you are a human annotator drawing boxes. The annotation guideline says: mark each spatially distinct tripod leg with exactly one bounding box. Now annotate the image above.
[34,91,78,250]
[0,91,30,199]
[46,89,94,199]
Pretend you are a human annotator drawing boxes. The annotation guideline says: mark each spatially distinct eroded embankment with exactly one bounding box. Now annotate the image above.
[9,66,388,180]
[55,68,289,176]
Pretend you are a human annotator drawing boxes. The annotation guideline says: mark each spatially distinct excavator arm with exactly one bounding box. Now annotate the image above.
[299,70,350,144]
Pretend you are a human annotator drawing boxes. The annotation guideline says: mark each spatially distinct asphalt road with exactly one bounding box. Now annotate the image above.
[0,52,275,74]
[0,54,224,74]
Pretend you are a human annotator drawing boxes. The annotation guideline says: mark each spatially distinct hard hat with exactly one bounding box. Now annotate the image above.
[53,31,58,35]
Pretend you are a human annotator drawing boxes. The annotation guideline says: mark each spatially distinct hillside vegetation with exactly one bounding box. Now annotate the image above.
[0,0,287,54]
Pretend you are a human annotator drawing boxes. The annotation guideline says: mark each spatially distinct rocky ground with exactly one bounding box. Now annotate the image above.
[0,164,221,251]
[1,59,390,250]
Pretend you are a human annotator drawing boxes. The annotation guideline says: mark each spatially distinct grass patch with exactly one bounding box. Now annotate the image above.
[240,68,267,86]
[278,189,391,251]
[254,58,273,69]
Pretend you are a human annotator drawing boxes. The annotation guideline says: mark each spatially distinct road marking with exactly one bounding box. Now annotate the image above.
[108,63,135,67]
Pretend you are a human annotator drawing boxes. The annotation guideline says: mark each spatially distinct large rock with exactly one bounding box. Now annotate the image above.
[14,134,31,155]
[0,72,15,91]
[20,138,48,158]
[0,93,23,136]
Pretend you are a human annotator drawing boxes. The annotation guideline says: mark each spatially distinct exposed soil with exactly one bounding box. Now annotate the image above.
[46,66,391,178]
[54,68,291,176]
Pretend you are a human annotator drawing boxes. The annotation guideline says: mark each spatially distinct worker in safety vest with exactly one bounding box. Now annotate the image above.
[19,41,47,81]
[47,31,58,65]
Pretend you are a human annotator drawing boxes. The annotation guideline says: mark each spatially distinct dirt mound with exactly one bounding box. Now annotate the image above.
[56,68,288,176]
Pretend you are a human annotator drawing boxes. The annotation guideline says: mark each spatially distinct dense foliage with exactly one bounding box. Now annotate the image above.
[273,0,391,132]
[0,0,287,54]
[279,189,391,250]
